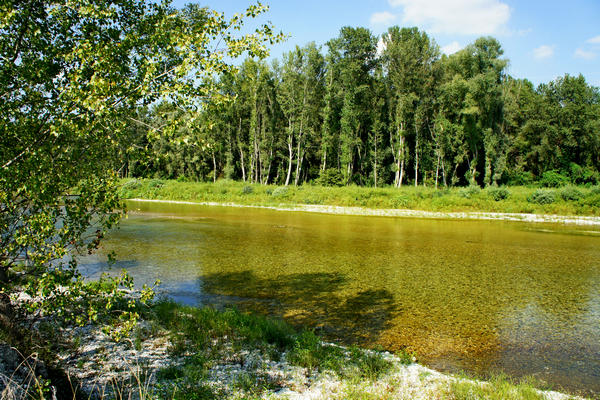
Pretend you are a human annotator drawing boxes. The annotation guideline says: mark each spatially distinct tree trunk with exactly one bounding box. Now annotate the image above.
[294,136,302,186]
[435,151,440,189]
[295,153,304,186]
[238,117,246,182]
[414,133,419,187]
[373,136,378,188]
[212,152,217,183]
[399,159,404,188]
[442,159,447,187]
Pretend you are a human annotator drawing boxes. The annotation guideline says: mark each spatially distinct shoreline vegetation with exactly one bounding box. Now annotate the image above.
[2,299,586,400]
[119,179,600,224]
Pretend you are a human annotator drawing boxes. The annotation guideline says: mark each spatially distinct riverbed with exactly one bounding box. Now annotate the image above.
[80,200,600,396]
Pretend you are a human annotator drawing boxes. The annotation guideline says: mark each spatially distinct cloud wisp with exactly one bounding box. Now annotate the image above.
[442,41,463,55]
[574,48,597,60]
[370,11,397,27]
[586,35,600,45]
[533,45,555,60]
[387,0,511,35]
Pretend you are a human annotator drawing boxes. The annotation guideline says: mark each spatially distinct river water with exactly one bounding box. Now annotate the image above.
[80,200,600,395]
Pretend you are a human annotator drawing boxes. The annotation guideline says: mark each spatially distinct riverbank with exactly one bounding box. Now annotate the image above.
[2,300,585,400]
[128,198,600,226]
[119,179,600,222]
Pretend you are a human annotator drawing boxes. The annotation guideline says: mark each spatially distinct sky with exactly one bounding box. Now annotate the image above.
[173,0,600,87]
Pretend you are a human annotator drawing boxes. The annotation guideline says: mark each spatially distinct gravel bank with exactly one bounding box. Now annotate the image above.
[129,198,600,226]
[57,323,583,400]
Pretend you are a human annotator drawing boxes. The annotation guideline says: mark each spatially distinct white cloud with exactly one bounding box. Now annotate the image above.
[370,11,397,27]
[574,48,597,60]
[586,35,600,45]
[442,41,462,54]
[533,45,554,60]
[387,0,511,35]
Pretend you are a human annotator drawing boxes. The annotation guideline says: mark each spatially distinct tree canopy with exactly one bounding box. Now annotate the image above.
[0,0,283,332]
[119,26,600,189]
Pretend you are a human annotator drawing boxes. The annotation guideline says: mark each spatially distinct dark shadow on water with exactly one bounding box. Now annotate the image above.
[198,270,399,347]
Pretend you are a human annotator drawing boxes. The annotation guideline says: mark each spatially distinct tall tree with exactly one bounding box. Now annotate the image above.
[383,27,439,187]
[330,27,377,184]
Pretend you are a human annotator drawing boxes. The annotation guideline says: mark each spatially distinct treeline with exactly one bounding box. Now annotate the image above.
[118,26,600,188]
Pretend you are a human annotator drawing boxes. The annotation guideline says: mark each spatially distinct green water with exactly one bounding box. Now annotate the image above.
[81,200,600,395]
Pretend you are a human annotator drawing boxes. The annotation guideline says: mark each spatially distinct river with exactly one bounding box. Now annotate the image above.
[79,200,600,395]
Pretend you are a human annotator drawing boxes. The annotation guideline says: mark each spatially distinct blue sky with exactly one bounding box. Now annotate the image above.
[174,0,600,87]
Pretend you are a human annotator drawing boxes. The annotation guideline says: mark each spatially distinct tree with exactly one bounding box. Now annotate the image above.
[279,43,325,185]
[383,27,439,187]
[330,27,377,184]
[0,0,282,334]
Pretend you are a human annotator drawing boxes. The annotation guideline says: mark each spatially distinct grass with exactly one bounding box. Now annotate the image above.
[441,373,578,400]
[323,372,580,400]
[141,301,581,400]
[2,297,589,399]
[286,330,396,381]
[145,303,398,398]
[145,300,395,397]
[118,178,600,216]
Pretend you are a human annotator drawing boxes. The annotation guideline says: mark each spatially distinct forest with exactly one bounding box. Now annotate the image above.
[118,26,600,189]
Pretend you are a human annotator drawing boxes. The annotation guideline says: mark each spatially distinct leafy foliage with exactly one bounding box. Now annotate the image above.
[539,170,570,188]
[316,169,345,187]
[560,186,583,201]
[0,0,282,335]
[115,25,600,191]
[528,190,556,205]
[487,187,511,201]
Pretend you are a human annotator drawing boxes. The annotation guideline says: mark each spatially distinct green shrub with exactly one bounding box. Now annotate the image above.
[528,189,555,205]
[560,186,583,201]
[315,168,345,187]
[393,196,410,208]
[581,194,600,208]
[569,163,599,185]
[590,185,600,195]
[506,171,534,186]
[242,185,253,194]
[272,186,289,197]
[487,186,510,201]
[459,185,481,199]
[539,170,569,188]
[122,179,141,190]
[432,189,449,198]
[148,178,164,189]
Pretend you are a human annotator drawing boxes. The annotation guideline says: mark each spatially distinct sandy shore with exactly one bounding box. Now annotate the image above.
[129,198,600,226]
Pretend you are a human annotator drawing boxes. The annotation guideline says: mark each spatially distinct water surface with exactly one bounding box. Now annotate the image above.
[80,201,600,395]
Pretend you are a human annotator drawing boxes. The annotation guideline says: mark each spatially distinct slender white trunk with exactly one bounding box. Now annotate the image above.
[442,159,447,187]
[399,159,404,188]
[238,117,246,182]
[435,151,440,189]
[239,146,246,182]
[414,133,419,187]
[285,139,293,186]
[294,135,302,186]
[212,152,217,183]
[373,136,378,188]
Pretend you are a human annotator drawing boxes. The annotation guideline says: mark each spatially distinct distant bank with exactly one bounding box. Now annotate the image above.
[118,179,600,223]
